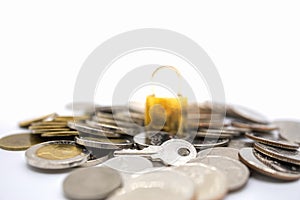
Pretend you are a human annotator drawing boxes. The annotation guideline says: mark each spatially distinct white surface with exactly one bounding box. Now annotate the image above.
[1,0,300,199]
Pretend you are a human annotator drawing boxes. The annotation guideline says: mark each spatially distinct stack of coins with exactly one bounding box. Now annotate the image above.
[1,102,300,200]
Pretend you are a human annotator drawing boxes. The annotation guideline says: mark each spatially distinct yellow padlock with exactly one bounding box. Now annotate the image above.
[145,66,188,136]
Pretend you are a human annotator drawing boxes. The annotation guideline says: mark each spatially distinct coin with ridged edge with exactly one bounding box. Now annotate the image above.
[197,147,240,160]
[239,148,300,181]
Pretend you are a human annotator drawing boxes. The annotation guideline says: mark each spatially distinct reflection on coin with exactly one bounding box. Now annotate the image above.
[63,167,122,200]
[191,155,249,191]
[254,143,300,165]
[29,125,68,130]
[103,156,153,174]
[19,113,57,127]
[192,138,230,150]
[75,136,133,149]
[0,133,43,151]
[25,140,90,169]
[172,163,228,200]
[230,105,269,124]
[32,128,72,134]
[197,147,240,160]
[245,132,299,150]
[274,120,300,144]
[109,171,194,200]
[239,148,300,181]
[232,121,278,132]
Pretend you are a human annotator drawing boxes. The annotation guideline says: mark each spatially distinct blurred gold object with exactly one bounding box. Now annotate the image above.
[145,66,188,136]
[36,143,82,160]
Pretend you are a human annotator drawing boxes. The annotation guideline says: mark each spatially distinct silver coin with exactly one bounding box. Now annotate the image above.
[245,132,299,150]
[199,128,241,137]
[195,131,233,139]
[254,142,300,165]
[133,131,172,149]
[75,136,133,150]
[25,140,90,169]
[172,163,228,200]
[63,167,122,200]
[230,105,269,124]
[197,147,240,160]
[192,138,230,150]
[273,120,300,144]
[239,148,300,181]
[191,155,249,191]
[232,121,278,132]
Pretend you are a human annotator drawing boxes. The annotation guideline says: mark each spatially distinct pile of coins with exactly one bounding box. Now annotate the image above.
[0,101,300,199]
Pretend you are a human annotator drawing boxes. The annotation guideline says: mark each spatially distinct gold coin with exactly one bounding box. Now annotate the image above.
[0,133,43,151]
[32,128,71,134]
[41,131,79,137]
[19,113,57,127]
[36,143,82,160]
[31,121,67,126]
[29,125,68,130]
[53,116,89,122]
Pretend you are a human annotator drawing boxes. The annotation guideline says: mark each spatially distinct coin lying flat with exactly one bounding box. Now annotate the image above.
[109,171,194,200]
[32,128,72,134]
[19,113,57,127]
[192,138,230,150]
[232,121,278,132]
[239,148,300,181]
[245,132,299,150]
[230,105,269,124]
[172,163,228,200]
[254,143,300,165]
[25,140,90,169]
[41,131,79,137]
[273,120,300,144]
[191,155,249,191]
[197,147,240,160]
[75,136,133,149]
[0,133,43,151]
[63,167,122,200]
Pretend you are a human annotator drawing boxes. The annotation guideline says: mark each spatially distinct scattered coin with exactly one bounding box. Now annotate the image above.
[63,167,122,200]
[239,148,300,181]
[197,147,240,160]
[79,153,111,168]
[0,133,43,151]
[230,105,269,124]
[274,120,300,144]
[103,156,153,174]
[109,170,194,200]
[32,129,72,134]
[195,131,233,139]
[192,138,230,150]
[232,121,278,132]
[25,140,90,169]
[191,155,249,191]
[245,132,299,150]
[254,143,300,165]
[75,136,133,149]
[172,163,228,200]
[19,113,57,127]
[41,131,79,137]
[133,131,172,149]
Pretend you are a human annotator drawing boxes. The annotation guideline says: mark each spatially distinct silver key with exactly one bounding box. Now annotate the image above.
[114,139,197,166]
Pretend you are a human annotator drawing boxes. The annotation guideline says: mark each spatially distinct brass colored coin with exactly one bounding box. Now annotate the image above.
[245,132,299,150]
[232,121,278,132]
[197,147,240,160]
[54,115,89,122]
[239,148,300,181]
[36,143,82,160]
[41,131,79,137]
[29,125,68,130]
[19,113,57,127]
[0,133,43,151]
[274,120,300,144]
[32,128,71,134]
[25,140,90,169]
[254,143,300,165]
[31,121,67,126]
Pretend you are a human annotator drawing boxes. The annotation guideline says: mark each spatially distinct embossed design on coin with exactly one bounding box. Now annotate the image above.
[0,133,43,151]
[197,147,240,160]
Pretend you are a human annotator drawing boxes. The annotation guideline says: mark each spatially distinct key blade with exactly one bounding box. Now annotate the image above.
[114,146,163,157]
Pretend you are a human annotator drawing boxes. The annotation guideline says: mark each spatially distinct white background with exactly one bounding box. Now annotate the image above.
[0,1,300,199]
